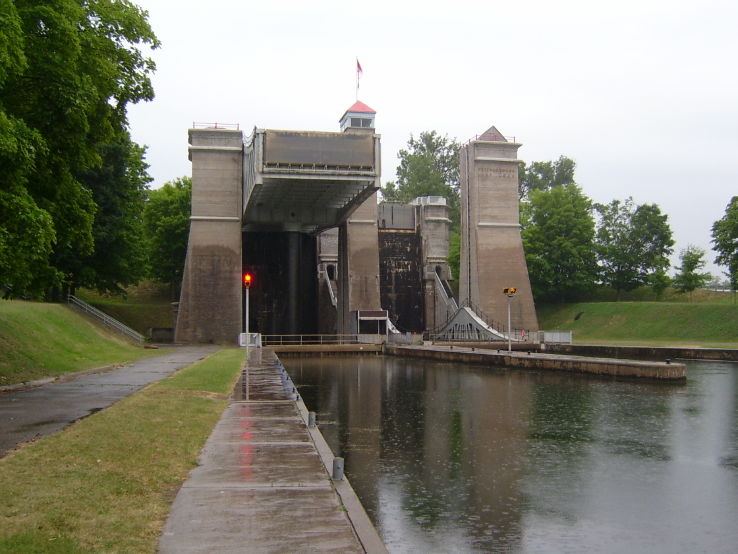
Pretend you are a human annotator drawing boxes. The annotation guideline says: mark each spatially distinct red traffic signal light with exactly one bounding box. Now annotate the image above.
[243,272,253,288]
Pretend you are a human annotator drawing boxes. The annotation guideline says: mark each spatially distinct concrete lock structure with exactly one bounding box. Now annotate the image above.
[175,104,538,343]
[459,127,538,334]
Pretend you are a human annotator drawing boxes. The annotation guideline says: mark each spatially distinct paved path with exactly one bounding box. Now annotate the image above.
[160,348,385,553]
[0,345,219,457]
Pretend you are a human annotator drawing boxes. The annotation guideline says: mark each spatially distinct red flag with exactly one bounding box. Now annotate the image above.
[356,58,363,75]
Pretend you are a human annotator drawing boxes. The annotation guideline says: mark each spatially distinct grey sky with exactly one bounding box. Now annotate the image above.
[128,0,737,276]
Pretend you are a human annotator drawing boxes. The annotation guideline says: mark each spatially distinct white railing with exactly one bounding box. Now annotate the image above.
[262,334,362,346]
[67,295,145,345]
[239,332,262,348]
[435,272,458,311]
[324,272,337,307]
[538,330,573,344]
[192,121,240,130]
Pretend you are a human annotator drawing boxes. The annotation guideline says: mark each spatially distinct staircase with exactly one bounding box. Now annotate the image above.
[67,295,145,345]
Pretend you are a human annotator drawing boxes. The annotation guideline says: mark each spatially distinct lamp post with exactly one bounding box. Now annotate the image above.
[503,287,517,352]
[243,272,252,349]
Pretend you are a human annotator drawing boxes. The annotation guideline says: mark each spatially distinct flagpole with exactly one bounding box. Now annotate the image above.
[356,58,362,101]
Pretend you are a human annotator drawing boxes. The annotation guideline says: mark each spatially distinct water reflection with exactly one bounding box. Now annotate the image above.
[287,356,738,553]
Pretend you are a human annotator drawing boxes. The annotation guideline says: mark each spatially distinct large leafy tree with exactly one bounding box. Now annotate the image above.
[380,131,461,229]
[521,184,598,301]
[144,177,191,297]
[711,196,738,292]
[595,198,674,298]
[672,245,711,297]
[74,132,152,294]
[0,0,56,295]
[0,0,158,297]
[518,155,576,200]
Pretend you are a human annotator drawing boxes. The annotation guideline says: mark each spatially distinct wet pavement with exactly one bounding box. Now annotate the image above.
[159,348,376,553]
[0,345,220,458]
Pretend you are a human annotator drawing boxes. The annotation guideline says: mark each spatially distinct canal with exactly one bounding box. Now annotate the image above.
[285,355,738,553]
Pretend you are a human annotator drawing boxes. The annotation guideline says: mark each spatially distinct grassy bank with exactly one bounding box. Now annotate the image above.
[538,301,738,347]
[0,300,163,386]
[77,281,175,335]
[0,348,244,553]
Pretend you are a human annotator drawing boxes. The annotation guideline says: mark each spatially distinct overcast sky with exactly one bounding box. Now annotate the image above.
[128,0,737,276]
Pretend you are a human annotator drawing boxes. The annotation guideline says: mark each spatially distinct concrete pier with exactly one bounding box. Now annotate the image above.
[160,348,386,553]
[385,344,687,380]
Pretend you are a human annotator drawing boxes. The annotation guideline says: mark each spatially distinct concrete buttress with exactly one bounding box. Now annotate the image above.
[175,129,243,344]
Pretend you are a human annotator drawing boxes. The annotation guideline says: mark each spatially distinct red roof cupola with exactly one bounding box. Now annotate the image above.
[340,100,376,132]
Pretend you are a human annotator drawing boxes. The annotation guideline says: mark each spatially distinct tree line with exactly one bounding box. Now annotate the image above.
[381,131,738,302]
[0,1,193,300]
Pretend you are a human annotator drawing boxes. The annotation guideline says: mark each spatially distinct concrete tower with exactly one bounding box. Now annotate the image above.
[336,101,383,334]
[175,127,244,343]
[459,126,538,333]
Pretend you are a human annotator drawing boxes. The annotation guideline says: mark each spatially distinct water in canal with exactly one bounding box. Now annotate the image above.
[285,355,738,553]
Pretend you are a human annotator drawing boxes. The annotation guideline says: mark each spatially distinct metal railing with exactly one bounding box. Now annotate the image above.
[262,334,361,346]
[465,133,516,144]
[537,330,573,344]
[425,302,505,337]
[67,295,145,345]
[434,273,458,311]
[324,273,337,307]
[429,328,526,342]
[192,122,240,130]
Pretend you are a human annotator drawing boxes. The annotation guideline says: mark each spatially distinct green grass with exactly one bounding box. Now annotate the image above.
[585,286,738,304]
[537,301,738,347]
[0,300,164,386]
[76,281,175,334]
[0,348,244,553]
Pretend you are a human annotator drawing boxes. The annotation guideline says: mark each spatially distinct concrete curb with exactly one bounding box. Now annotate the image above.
[0,364,119,394]
[294,391,389,554]
[0,345,173,395]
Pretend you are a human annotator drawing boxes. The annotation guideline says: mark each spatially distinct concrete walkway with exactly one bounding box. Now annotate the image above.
[0,345,219,458]
[160,348,386,553]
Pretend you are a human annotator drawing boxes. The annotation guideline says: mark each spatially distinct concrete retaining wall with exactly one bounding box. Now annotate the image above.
[384,345,687,380]
[542,344,738,362]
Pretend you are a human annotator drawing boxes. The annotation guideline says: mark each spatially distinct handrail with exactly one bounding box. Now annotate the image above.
[434,273,458,311]
[324,273,337,307]
[262,334,361,346]
[464,133,516,144]
[192,122,240,130]
[67,295,145,345]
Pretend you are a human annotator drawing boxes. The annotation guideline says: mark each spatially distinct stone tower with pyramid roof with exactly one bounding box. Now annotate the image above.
[458,126,538,333]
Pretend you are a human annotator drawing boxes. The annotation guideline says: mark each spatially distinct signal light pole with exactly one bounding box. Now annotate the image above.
[243,273,252,349]
[503,287,517,352]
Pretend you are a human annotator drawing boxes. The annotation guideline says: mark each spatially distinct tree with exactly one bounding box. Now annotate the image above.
[595,198,674,298]
[144,177,191,297]
[518,155,576,200]
[380,131,461,229]
[711,196,738,292]
[73,132,152,294]
[649,268,671,299]
[521,184,598,301]
[0,0,159,297]
[672,245,711,298]
[0,187,56,298]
